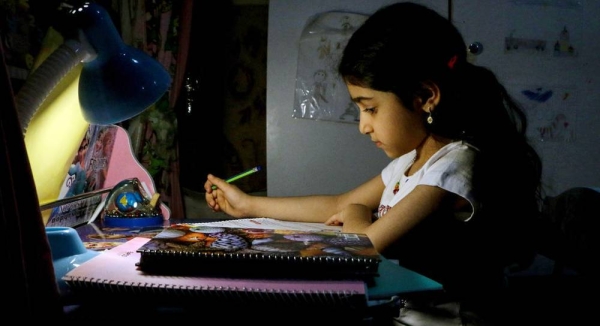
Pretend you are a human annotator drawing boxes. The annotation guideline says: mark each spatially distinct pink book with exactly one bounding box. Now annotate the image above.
[62,237,367,308]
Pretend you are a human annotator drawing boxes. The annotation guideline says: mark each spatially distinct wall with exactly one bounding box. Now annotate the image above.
[453,0,600,196]
[266,0,446,197]
[268,0,600,198]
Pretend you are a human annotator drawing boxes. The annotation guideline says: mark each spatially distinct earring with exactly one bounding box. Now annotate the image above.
[427,109,433,124]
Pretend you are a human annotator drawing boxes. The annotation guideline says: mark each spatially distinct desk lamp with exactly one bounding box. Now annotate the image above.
[14,1,171,296]
[16,1,171,216]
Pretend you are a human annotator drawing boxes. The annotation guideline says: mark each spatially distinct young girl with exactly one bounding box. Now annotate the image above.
[205,2,542,325]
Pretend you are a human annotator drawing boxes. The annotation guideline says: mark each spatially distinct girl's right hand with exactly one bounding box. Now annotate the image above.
[203,174,249,218]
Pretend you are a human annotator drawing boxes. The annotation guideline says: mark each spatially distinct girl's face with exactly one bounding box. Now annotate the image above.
[347,84,428,158]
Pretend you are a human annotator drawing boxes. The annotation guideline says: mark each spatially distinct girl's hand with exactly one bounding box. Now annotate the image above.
[203,174,249,218]
[325,204,372,233]
[324,213,343,226]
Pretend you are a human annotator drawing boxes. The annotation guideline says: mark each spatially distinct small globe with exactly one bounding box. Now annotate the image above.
[115,191,143,212]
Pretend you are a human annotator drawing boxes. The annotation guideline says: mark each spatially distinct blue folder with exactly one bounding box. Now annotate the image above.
[367,256,442,305]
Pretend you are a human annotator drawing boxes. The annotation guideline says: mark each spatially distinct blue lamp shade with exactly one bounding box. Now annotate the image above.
[74,2,171,125]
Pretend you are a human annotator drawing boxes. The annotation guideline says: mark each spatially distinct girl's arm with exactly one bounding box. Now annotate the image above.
[205,173,385,223]
[341,185,467,253]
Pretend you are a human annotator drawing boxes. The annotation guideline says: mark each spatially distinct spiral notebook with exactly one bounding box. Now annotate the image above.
[62,237,367,308]
[136,223,381,280]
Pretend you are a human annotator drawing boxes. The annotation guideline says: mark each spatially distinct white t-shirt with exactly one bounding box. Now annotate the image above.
[377,141,479,221]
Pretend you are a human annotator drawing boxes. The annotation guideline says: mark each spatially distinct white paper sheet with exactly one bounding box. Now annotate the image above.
[188,217,342,232]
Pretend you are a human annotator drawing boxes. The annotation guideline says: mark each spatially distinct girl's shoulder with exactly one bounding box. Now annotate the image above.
[430,141,477,163]
[443,140,478,152]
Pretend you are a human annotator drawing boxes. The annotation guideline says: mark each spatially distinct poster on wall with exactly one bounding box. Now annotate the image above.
[509,84,577,143]
[293,11,367,124]
[503,0,582,59]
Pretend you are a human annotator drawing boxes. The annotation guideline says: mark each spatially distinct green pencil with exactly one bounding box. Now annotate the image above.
[211,166,262,190]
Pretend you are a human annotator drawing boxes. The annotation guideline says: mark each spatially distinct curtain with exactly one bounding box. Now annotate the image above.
[0,37,65,320]
[112,0,193,219]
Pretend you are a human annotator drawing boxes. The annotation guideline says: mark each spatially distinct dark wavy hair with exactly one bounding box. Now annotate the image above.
[339,2,543,268]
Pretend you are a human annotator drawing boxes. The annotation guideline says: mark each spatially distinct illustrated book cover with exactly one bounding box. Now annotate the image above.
[74,221,169,251]
[46,124,117,227]
[62,237,368,309]
[136,223,382,280]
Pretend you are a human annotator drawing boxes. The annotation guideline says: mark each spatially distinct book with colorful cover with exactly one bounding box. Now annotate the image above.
[74,221,169,251]
[62,237,368,309]
[74,217,339,252]
[46,124,117,227]
[136,223,382,280]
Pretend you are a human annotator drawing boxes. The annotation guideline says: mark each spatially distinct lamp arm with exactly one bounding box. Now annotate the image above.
[15,39,92,135]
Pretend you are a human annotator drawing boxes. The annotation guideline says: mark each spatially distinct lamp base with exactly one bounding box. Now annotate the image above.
[46,227,100,301]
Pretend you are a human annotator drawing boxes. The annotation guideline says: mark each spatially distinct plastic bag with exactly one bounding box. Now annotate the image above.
[293,11,367,123]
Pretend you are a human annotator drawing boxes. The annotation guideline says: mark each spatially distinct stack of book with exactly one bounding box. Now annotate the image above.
[62,220,383,310]
[62,218,441,314]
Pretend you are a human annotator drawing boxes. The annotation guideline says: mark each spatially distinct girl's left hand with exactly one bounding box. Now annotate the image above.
[325,204,372,233]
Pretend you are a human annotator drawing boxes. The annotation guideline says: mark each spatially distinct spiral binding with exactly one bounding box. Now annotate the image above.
[65,277,366,308]
[146,249,379,264]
